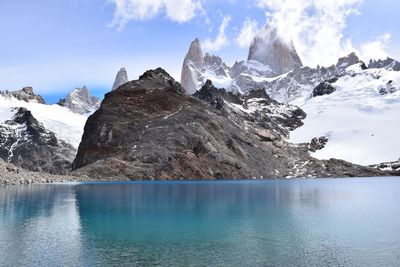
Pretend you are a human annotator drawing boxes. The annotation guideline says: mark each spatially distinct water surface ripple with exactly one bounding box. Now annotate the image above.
[1,178,400,266]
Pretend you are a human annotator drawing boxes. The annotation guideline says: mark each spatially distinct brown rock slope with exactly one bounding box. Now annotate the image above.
[72,68,390,180]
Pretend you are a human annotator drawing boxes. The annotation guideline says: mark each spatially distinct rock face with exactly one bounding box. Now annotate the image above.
[248,24,303,75]
[371,159,400,173]
[72,68,390,180]
[0,108,76,175]
[309,137,329,152]
[181,38,204,94]
[368,57,400,71]
[194,80,306,138]
[58,86,101,114]
[112,68,129,91]
[180,39,370,102]
[0,87,45,104]
[336,52,360,69]
[311,78,337,98]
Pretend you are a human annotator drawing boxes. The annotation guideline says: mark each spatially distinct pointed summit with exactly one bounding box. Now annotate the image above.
[181,38,204,94]
[248,23,303,75]
[58,86,101,114]
[112,68,129,91]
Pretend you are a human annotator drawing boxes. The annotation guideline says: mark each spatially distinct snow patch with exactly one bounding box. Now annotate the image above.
[290,67,400,165]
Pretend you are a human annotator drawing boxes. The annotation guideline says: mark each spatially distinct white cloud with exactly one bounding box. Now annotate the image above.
[236,18,259,48]
[360,33,391,61]
[203,15,231,51]
[256,0,363,67]
[110,0,202,30]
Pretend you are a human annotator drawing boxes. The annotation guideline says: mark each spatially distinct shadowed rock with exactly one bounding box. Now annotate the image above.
[72,68,391,180]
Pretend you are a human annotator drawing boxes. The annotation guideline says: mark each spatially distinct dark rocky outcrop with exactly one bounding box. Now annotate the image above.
[378,80,398,95]
[368,57,400,71]
[311,80,337,98]
[309,137,329,152]
[0,87,45,104]
[370,159,400,175]
[72,68,390,180]
[0,108,76,175]
[336,52,360,69]
[194,80,306,138]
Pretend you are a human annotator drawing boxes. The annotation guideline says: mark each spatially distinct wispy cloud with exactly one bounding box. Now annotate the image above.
[236,18,259,48]
[255,0,362,67]
[109,0,203,30]
[360,33,391,61]
[203,15,231,51]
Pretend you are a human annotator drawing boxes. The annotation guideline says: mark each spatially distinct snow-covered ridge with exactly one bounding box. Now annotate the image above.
[290,64,400,165]
[0,95,87,148]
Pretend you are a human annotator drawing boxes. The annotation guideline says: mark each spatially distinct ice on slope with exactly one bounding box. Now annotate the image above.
[0,96,87,148]
[290,66,400,165]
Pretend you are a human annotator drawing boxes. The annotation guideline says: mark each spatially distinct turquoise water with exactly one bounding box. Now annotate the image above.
[1,178,400,266]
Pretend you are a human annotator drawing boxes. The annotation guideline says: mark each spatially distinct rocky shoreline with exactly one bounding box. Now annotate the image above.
[0,159,94,186]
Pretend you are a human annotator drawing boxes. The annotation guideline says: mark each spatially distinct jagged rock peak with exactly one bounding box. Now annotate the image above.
[58,86,101,115]
[248,23,303,76]
[112,67,129,91]
[186,38,204,67]
[139,67,174,81]
[0,107,76,175]
[204,53,224,66]
[336,52,360,69]
[181,38,205,94]
[368,57,400,71]
[0,86,46,104]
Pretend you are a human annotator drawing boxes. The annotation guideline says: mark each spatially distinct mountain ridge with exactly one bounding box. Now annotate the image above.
[72,68,390,180]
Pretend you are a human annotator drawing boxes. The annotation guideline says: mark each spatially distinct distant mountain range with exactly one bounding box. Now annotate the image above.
[1,22,399,181]
[181,23,400,167]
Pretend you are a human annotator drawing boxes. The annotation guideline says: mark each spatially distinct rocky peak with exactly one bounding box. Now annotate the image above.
[58,86,101,115]
[204,53,224,67]
[248,23,303,76]
[0,107,76,174]
[181,38,205,94]
[139,67,174,81]
[112,68,129,91]
[368,57,400,71]
[0,86,46,104]
[336,52,360,69]
[72,68,387,180]
[203,53,230,77]
[185,38,204,67]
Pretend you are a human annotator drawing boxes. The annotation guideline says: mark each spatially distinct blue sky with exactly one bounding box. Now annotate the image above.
[0,0,398,103]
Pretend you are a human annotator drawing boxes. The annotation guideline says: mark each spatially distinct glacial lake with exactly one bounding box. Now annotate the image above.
[1,178,400,266]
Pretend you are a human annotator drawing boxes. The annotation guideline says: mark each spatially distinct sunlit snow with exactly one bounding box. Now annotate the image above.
[290,65,400,165]
[0,96,87,148]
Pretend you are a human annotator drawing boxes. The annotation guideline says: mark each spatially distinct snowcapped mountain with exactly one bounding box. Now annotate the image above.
[181,24,304,96]
[181,38,205,94]
[58,86,101,114]
[181,26,400,167]
[247,24,303,75]
[290,62,400,165]
[181,38,277,95]
[1,86,45,104]
[0,87,90,173]
[112,68,129,91]
[0,107,76,174]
